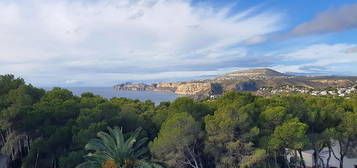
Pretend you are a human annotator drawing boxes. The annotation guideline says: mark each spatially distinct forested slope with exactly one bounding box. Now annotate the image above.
[0,74,356,168]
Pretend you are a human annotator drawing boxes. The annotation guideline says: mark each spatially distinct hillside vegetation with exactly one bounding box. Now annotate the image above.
[1,74,357,168]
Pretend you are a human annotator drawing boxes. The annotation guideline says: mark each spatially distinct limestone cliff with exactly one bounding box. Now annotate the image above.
[114,68,357,98]
[152,82,181,92]
[113,82,212,95]
[175,82,211,95]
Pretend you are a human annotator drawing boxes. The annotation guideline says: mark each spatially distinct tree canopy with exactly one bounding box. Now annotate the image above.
[0,74,356,168]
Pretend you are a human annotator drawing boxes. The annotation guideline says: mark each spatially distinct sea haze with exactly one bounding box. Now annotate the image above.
[44,87,179,104]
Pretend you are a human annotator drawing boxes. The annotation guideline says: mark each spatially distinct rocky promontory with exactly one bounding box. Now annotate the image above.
[114,68,357,98]
[113,82,212,96]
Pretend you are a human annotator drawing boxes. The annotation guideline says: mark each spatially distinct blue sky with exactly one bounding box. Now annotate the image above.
[0,0,357,86]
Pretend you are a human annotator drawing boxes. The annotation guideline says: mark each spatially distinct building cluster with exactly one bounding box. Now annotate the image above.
[258,85,357,97]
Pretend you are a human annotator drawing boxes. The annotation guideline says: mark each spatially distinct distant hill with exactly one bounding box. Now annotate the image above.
[114,68,357,98]
[211,68,357,96]
[215,68,286,81]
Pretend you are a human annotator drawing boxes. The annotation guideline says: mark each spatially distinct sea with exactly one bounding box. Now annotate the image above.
[44,87,179,105]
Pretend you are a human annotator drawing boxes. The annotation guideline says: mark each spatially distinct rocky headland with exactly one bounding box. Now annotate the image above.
[114,68,357,98]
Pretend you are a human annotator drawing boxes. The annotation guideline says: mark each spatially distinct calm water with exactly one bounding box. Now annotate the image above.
[46,87,179,104]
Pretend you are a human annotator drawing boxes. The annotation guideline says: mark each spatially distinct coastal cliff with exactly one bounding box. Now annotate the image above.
[175,82,211,95]
[114,68,357,98]
[114,82,211,95]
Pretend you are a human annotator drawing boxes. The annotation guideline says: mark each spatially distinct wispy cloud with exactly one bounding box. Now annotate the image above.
[284,2,357,37]
[0,0,282,86]
[244,35,267,45]
[273,43,357,75]
[345,46,357,53]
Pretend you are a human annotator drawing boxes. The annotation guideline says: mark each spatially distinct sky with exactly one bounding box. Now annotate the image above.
[1,0,357,87]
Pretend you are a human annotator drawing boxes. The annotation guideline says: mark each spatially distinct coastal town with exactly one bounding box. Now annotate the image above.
[257,85,357,97]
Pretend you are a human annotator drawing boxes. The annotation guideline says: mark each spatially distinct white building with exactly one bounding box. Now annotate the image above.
[320,91,328,96]
[288,142,357,168]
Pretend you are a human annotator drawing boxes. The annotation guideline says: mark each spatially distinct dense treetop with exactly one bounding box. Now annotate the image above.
[0,74,356,168]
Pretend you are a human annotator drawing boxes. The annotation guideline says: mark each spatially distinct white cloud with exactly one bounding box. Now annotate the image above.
[284,3,357,37]
[0,0,282,86]
[244,35,267,45]
[273,43,357,75]
[282,44,357,65]
[272,65,304,73]
[345,46,357,53]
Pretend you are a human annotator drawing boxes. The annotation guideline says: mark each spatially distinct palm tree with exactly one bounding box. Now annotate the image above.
[76,127,164,168]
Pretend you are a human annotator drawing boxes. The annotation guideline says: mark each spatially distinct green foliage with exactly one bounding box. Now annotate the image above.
[0,74,25,110]
[259,106,291,134]
[353,96,357,112]
[268,120,309,168]
[150,112,202,167]
[269,119,308,151]
[170,97,213,120]
[332,112,357,157]
[77,127,163,168]
[205,93,260,167]
[59,151,85,168]
[239,149,267,168]
[1,74,356,168]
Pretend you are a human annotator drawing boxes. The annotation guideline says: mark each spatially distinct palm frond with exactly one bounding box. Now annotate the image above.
[77,126,159,168]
